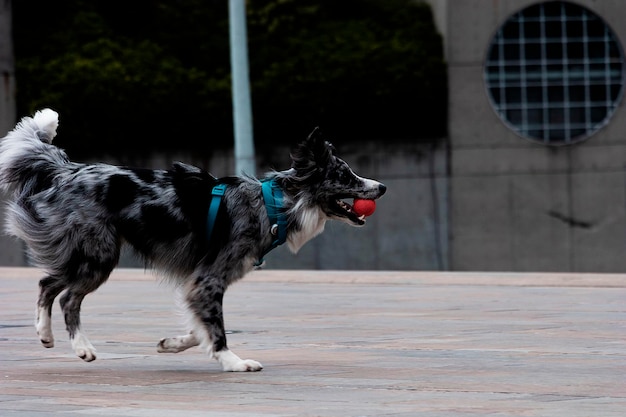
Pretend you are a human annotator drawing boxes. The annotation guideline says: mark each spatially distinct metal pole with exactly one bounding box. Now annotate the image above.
[228,0,256,176]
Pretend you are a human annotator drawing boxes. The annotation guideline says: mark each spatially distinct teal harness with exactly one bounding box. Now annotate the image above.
[206,179,287,265]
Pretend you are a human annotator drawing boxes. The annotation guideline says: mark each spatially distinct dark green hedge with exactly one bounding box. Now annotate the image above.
[14,0,446,158]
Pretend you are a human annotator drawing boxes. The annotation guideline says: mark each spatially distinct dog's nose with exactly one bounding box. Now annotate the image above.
[378,183,387,196]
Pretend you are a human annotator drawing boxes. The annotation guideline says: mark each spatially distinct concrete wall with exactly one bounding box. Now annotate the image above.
[446,0,626,272]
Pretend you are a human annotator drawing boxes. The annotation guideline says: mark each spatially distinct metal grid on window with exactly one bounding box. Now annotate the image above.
[484,1,625,145]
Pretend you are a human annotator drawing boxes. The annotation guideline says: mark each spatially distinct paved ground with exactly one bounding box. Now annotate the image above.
[0,267,624,417]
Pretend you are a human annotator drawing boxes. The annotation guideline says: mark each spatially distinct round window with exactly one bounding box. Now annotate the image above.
[484,1,625,145]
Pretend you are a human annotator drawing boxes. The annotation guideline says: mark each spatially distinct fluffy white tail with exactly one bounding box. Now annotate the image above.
[32,108,59,143]
[0,108,66,193]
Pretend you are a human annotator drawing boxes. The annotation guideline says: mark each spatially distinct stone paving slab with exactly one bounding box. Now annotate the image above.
[0,268,624,416]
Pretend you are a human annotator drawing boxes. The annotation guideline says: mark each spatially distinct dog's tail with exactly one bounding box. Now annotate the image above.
[0,109,67,194]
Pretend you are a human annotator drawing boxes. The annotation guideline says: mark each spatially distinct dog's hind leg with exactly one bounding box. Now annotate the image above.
[58,258,117,362]
[59,287,99,362]
[157,331,200,353]
[185,275,263,372]
[36,275,67,348]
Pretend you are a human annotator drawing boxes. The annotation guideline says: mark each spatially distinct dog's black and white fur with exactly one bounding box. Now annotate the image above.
[0,109,386,371]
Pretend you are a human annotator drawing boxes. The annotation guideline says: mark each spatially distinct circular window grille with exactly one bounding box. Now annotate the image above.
[484,1,625,145]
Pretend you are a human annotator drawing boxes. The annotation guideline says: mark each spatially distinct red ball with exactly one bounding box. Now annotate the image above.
[353,199,376,217]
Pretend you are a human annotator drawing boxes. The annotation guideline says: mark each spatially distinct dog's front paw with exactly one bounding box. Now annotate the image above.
[227,359,264,372]
[72,333,96,362]
[215,349,263,372]
[157,332,199,353]
[76,347,97,362]
[157,338,182,353]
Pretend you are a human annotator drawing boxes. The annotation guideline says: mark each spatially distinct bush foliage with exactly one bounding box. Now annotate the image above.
[13,0,446,157]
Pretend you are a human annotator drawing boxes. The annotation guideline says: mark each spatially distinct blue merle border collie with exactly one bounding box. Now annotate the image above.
[0,109,386,371]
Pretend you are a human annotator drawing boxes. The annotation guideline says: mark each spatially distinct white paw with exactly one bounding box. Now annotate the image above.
[215,349,263,372]
[37,328,55,348]
[72,332,96,362]
[157,333,199,353]
[39,335,55,348]
[227,359,264,372]
[76,347,97,362]
[36,307,54,348]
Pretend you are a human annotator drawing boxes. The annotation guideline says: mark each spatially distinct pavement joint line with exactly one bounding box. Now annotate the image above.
[1,267,625,287]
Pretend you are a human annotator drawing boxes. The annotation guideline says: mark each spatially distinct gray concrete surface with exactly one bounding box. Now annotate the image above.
[1,268,624,416]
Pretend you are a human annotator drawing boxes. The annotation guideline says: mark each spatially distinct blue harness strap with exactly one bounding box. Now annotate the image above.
[261,179,287,253]
[206,183,227,242]
[206,179,287,266]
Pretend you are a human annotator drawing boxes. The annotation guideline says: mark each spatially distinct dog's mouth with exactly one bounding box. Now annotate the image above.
[328,198,367,226]
[322,183,386,226]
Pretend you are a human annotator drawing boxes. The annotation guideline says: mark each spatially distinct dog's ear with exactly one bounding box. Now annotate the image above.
[306,126,324,146]
[172,162,217,182]
[290,127,333,174]
[172,162,203,174]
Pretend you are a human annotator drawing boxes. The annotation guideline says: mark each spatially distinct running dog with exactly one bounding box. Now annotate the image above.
[0,109,386,371]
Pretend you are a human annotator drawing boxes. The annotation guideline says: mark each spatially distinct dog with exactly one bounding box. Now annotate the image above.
[0,109,386,371]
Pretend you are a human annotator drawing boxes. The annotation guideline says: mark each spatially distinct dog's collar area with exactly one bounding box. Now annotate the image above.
[206,179,287,267]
